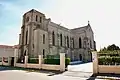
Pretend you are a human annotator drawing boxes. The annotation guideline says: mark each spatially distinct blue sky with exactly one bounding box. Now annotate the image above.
[0,0,120,50]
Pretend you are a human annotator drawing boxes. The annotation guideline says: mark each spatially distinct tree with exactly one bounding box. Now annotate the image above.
[100,44,120,51]
[107,44,120,51]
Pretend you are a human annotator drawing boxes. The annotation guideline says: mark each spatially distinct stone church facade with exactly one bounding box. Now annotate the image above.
[18,9,96,62]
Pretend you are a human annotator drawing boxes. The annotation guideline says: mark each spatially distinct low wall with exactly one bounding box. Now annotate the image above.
[0,62,2,65]
[42,64,60,71]
[12,53,65,71]
[15,63,60,71]
[98,65,120,74]
[16,63,25,68]
[27,64,40,69]
[3,62,9,66]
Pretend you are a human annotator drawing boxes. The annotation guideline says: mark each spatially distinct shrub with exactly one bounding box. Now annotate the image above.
[44,58,70,67]
[98,57,120,65]
[28,58,39,64]
[98,57,105,65]
[65,58,70,66]
[44,58,60,65]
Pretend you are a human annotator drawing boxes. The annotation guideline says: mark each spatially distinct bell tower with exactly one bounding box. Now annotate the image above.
[19,9,47,58]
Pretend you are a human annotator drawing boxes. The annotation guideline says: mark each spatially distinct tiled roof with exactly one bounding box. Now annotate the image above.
[0,45,13,48]
[0,45,19,49]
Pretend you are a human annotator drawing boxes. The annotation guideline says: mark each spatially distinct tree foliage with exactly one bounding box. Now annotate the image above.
[100,44,120,51]
[107,44,120,51]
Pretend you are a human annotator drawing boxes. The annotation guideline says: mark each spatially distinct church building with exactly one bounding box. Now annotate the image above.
[18,9,96,62]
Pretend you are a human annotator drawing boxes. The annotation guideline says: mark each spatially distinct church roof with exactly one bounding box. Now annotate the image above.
[71,25,88,30]
[71,21,91,30]
[23,9,45,17]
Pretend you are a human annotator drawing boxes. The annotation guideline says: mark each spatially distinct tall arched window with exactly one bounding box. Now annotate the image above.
[40,17,42,23]
[72,38,74,48]
[79,37,82,48]
[24,50,26,56]
[52,31,55,46]
[67,36,69,48]
[64,36,66,47]
[43,49,45,58]
[43,34,45,44]
[90,40,92,48]
[60,34,62,46]
[26,30,28,44]
[36,15,38,21]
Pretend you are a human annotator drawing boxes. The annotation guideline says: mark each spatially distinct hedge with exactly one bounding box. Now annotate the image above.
[98,50,120,53]
[44,58,70,67]
[98,57,120,65]
[28,58,71,67]
[28,58,39,64]
[98,53,119,57]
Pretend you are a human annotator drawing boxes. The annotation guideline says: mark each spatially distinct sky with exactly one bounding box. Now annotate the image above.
[0,0,120,51]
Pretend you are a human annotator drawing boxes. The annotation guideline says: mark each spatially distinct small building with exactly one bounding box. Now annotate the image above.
[0,45,19,66]
[0,45,14,57]
[0,45,19,57]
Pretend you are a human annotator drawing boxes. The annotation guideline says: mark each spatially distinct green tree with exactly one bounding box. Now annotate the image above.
[107,44,120,51]
[100,44,120,51]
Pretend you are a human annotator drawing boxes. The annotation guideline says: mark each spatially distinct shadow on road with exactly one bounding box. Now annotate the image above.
[70,61,92,65]
[86,74,96,80]
[87,73,120,80]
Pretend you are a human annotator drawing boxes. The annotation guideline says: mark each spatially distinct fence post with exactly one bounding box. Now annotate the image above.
[25,56,28,68]
[2,57,3,65]
[8,57,11,66]
[14,57,17,67]
[14,48,18,67]
[92,51,98,74]
[60,53,65,72]
[39,55,43,69]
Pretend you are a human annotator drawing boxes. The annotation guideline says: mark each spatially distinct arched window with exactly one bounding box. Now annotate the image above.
[43,34,45,44]
[90,40,92,48]
[64,36,66,47]
[40,17,42,23]
[43,49,45,58]
[72,38,74,48]
[52,31,55,46]
[67,36,69,48]
[36,15,38,21]
[24,50,26,56]
[26,30,28,44]
[79,37,82,48]
[60,34,62,46]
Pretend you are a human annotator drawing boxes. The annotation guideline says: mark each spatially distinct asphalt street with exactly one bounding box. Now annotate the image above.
[0,62,102,80]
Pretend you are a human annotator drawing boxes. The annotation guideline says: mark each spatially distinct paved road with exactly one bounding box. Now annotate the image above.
[0,62,102,80]
[52,62,96,80]
[68,62,93,72]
